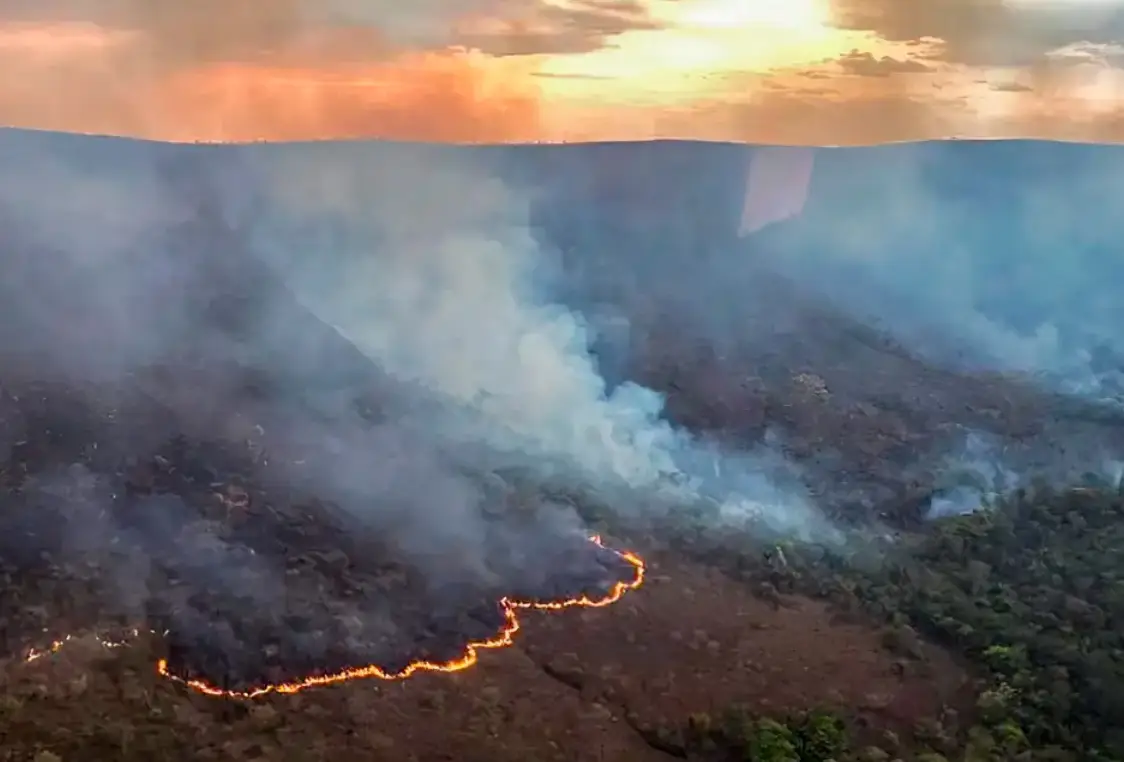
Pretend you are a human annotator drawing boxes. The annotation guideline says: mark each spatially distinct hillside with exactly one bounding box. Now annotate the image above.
[493,138,1124,523]
[0,130,1123,761]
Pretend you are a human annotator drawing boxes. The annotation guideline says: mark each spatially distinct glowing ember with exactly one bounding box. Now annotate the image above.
[21,535,645,699]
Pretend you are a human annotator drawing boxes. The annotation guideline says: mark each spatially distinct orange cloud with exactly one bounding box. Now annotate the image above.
[0,23,542,142]
[0,4,1122,145]
[154,56,542,143]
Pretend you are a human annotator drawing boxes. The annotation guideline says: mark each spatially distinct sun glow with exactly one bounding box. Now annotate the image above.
[652,0,831,31]
[532,0,860,103]
[0,2,911,142]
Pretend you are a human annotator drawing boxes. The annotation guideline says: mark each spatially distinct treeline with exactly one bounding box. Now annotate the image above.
[831,479,1124,759]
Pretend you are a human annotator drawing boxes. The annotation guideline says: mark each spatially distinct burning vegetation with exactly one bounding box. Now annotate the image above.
[21,534,643,699]
[0,381,645,698]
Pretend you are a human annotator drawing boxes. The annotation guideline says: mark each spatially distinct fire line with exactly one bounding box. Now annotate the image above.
[22,535,646,699]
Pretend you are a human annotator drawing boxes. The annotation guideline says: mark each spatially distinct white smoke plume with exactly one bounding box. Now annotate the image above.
[230,141,834,541]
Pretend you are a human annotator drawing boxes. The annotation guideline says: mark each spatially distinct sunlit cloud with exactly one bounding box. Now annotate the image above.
[0,0,1121,143]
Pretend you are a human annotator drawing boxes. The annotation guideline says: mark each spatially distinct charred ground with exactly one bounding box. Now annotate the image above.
[0,321,639,699]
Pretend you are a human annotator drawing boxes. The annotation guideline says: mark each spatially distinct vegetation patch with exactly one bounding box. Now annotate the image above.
[670,478,1124,761]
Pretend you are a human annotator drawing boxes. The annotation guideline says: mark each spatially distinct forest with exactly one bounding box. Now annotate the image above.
[649,477,1124,762]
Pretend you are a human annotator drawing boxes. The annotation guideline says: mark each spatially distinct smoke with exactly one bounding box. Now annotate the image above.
[925,430,1021,519]
[742,143,1124,406]
[925,424,1124,519]
[741,139,1124,507]
[0,129,842,674]
[483,140,1124,522]
[232,140,832,541]
[10,126,1124,684]
[0,131,528,667]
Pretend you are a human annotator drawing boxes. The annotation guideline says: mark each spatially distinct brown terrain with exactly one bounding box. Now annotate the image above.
[1,548,969,762]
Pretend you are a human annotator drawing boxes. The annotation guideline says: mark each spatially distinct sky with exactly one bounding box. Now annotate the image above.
[0,0,1122,143]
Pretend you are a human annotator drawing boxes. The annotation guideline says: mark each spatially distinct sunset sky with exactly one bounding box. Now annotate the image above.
[0,0,1122,143]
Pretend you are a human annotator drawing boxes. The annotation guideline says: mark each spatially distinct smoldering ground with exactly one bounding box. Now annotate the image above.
[12,455,633,690]
[0,344,640,689]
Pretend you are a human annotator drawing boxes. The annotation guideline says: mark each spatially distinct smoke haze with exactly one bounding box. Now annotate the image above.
[482,140,1124,521]
[736,144,1124,404]
[230,141,830,540]
[5,129,1124,671]
[0,129,838,670]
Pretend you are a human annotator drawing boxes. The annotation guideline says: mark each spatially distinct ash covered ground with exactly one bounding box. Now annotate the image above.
[1,131,1123,699]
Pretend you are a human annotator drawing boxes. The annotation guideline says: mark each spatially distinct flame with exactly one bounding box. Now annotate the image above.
[23,535,645,698]
[24,632,134,663]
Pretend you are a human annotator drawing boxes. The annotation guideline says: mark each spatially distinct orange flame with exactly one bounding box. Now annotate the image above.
[24,535,645,699]
[24,632,133,663]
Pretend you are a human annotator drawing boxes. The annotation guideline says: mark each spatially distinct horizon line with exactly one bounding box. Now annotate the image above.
[3,125,1124,150]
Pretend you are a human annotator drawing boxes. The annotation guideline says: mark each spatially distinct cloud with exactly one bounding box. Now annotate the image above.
[0,1,1122,143]
[1048,39,1124,65]
[989,79,1034,91]
[456,0,664,56]
[645,58,1124,145]
[998,40,1124,115]
[835,48,933,76]
[827,0,1124,65]
[0,36,542,141]
[0,0,666,141]
[0,0,476,54]
[708,91,954,145]
[0,0,662,63]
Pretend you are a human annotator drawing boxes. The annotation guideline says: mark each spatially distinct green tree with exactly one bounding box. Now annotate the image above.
[746,718,799,762]
[794,710,848,761]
